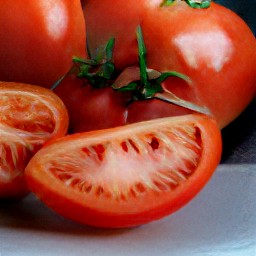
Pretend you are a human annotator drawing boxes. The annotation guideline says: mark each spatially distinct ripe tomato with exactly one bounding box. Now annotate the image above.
[25,114,221,228]
[54,60,199,133]
[54,75,129,133]
[84,0,256,128]
[0,0,86,88]
[0,82,69,198]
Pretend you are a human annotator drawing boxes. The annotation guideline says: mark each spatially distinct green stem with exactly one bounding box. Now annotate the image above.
[161,0,211,8]
[51,65,78,91]
[136,26,149,87]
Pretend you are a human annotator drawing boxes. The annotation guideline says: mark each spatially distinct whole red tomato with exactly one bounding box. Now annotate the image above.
[83,0,256,129]
[0,0,86,88]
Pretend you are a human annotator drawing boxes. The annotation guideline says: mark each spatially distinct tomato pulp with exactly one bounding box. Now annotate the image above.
[0,82,68,198]
[25,114,222,228]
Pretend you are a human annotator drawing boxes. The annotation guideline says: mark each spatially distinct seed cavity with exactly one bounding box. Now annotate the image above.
[81,144,106,161]
[150,136,159,150]
[128,139,140,153]
[135,182,146,193]
[92,144,105,161]
[95,186,104,197]
[0,94,55,133]
[81,147,91,157]
[0,138,34,182]
[121,141,128,152]
[48,124,202,202]
[85,185,92,193]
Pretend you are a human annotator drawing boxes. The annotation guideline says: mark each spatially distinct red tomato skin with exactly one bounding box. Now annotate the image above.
[0,0,86,88]
[127,76,195,123]
[25,115,222,228]
[54,76,130,133]
[84,1,256,128]
[84,0,144,71]
[141,2,256,128]
[127,99,193,124]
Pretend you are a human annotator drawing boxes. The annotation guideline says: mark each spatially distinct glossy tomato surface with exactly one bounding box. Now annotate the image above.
[0,0,86,88]
[84,0,256,128]
[54,75,130,133]
[25,114,222,228]
[55,70,196,133]
[0,82,68,198]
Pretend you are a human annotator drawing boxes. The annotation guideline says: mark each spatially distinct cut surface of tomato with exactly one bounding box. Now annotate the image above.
[25,114,222,228]
[0,82,69,198]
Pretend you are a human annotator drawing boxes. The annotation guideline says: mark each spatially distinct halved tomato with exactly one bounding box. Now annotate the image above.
[0,82,69,198]
[25,114,221,228]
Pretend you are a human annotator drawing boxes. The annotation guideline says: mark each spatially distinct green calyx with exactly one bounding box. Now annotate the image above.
[111,26,209,115]
[160,0,175,7]
[52,24,209,115]
[51,38,116,91]
[161,0,211,9]
[112,26,189,101]
[185,0,211,8]
[112,26,209,114]
[73,37,115,88]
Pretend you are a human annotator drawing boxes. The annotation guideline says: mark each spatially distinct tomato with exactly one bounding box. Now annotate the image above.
[25,114,222,228]
[0,0,86,88]
[0,82,69,198]
[54,75,129,133]
[127,99,193,124]
[55,63,198,133]
[84,0,256,128]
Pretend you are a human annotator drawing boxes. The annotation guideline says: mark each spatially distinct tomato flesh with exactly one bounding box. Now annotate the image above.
[0,82,68,198]
[25,114,221,228]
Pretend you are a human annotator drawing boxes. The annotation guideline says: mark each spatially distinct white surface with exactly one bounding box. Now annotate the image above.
[0,164,256,256]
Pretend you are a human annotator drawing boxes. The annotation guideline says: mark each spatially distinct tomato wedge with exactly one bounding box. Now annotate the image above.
[0,82,68,198]
[25,114,221,228]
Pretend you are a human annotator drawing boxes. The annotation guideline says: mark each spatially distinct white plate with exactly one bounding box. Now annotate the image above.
[0,164,255,256]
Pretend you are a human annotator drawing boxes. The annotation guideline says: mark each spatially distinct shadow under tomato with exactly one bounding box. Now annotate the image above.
[221,99,256,164]
[0,194,133,236]
[0,166,255,255]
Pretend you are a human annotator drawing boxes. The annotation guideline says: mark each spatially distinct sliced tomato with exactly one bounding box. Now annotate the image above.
[25,114,221,228]
[0,82,69,198]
